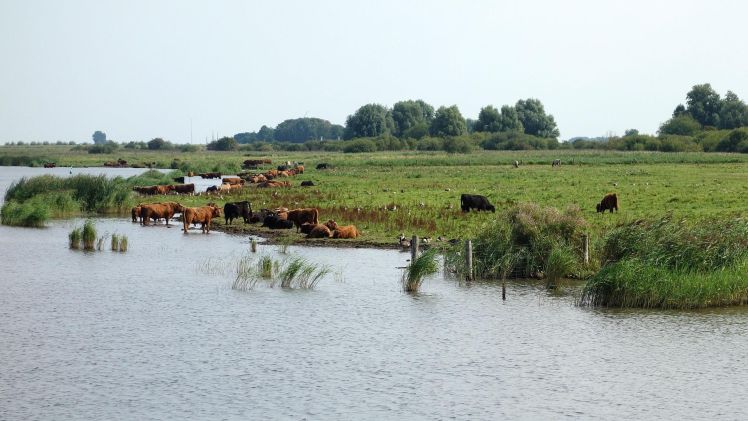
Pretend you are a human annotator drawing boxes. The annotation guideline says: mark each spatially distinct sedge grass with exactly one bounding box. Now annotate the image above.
[81,220,96,250]
[119,235,128,252]
[69,228,82,249]
[111,234,119,251]
[402,248,440,292]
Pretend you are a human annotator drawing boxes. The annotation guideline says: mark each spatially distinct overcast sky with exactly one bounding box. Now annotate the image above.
[1,0,746,143]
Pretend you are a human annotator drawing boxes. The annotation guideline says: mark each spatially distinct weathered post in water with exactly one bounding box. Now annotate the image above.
[411,235,419,261]
[583,233,589,265]
[465,240,473,281]
[502,282,506,300]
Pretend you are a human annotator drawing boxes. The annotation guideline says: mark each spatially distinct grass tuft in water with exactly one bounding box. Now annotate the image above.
[402,248,439,292]
[111,234,119,251]
[81,220,97,250]
[69,228,82,249]
[119,235,128,252]
[250,239,257,253]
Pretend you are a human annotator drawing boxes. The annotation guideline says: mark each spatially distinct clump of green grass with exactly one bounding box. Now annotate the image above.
[444,203,588,281]
[69,227,82,249]
[580,217,748,308]
[81,220,97,250]
[111,234,119,251]
[250,239,257,253]
[277,256,330,289]
[258,255,274,278]
[233,256,261,291]
[119,235,128,252]
[1,200,50,227]
[402,248,440,292]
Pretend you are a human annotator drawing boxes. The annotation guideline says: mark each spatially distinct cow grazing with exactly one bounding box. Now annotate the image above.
[141,202,185,226]
[206,185,218,194]
[300,180,315,187]
[513,160,519,168]
[552,159,561,167]
[171,183,195,195]
[222,177,244,185]
[596,193,619,213]
[262,215,294,230]
[155,185,173,195]
[224,201,252,224]
[286,208,320,232]
[182,205,221,233]
[307,224,332,238]
[332,225,360,239]
[296,165,304,174]
[316,163,329,170]
[460,194,496,213]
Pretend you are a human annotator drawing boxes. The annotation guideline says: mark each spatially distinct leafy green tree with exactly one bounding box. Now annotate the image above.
[429,105,467,137]
[624,129,639,137]
[206,136,238,151]
[275,118,342,142]
[658,114,701,136]
[147,137,172,150]
[344,104,394,139]
[686,83,721,127]
[257,125,275,141]
[402,122,430,140]
[391,100,434,137]
[515,99,559,138]
[718,91,748,129]
[92,131,107,144]
[234,132,257,144]
[672,104,687,117]
[474,105,501,132]
[716,128,748,153]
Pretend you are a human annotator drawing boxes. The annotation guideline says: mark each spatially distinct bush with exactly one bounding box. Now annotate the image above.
[343,139,377,153]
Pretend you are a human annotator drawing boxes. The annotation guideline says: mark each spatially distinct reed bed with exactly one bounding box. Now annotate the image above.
[579,217,748,309]
[402,248,440,292]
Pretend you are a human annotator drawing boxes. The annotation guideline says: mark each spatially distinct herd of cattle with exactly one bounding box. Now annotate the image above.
[129,158,619,241]
[131,199,361,239]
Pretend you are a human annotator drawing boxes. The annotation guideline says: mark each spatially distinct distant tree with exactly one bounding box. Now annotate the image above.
[672,104,688,117]
[275,118,341,142]
[474,105,502,132]
[344,104,394,139]
[234,132,257,144]
[391,99,434,137]
[257,125,275,141]
[429,105,467,137]
[465,118,477,134]
[686,83,721,127]
[718,91,748,129]
[716,128,748,153]
[624,129,640,137]
[206,136,239,151]
[658,114,701,136]
[147,137,171,150]
[92,131,107,144]
[402,122,430,140]
[515,99,559,138]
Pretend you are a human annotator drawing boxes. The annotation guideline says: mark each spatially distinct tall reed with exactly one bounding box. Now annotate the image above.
[81,220,96,250]
[402,248,439,292]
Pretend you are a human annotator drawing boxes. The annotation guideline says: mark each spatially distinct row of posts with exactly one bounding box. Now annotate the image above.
[408,233,590,300]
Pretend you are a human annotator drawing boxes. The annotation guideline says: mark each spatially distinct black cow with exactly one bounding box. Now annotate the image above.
[316,163,329,170]
[262,215,294,229]
[206,185,218,194]
[224,200,252,224]
[173,176,185,184]
[300,180,315,187]
[460,194,495,213]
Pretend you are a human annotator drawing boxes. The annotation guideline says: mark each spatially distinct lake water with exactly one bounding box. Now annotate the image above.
[1,166,748,420]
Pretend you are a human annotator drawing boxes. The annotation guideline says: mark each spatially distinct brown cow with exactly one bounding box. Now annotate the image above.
[155,185,173,195]
[296,165,304,174]
[133,186,158,195]
[131,206,141,222]
[140,202,184,226]
[323,219,338,231]
[171,183,195,195]
[182,205,221,233]
[222,177,244,185]
[307,224,332,238]
[596,193,619,213]
[286,208,319,232]
[257,180,290,188]
[332,225,360,239]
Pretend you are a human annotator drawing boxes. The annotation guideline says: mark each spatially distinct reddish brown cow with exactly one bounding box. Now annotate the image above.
[131,206,141,222]
[257,180,290,188]
[155,185,173,195]
[222,177,244,185]
[140,202,184,226]
[296,165,304,174]
[286,208,319,232]
[307,224,332,238]
[182,205,221,233]
[323,220,338,231]
[332,225,360,239]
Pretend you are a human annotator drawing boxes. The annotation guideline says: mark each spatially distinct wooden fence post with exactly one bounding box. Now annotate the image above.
[465,240,473,281]
[583,233,589,265]
[411,235,419,261]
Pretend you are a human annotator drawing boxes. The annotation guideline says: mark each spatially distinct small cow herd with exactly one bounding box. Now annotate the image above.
[131,199,360,239]
[460,192,619,214]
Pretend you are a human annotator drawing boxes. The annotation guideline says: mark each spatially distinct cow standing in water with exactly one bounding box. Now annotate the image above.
[460,194,496,213]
